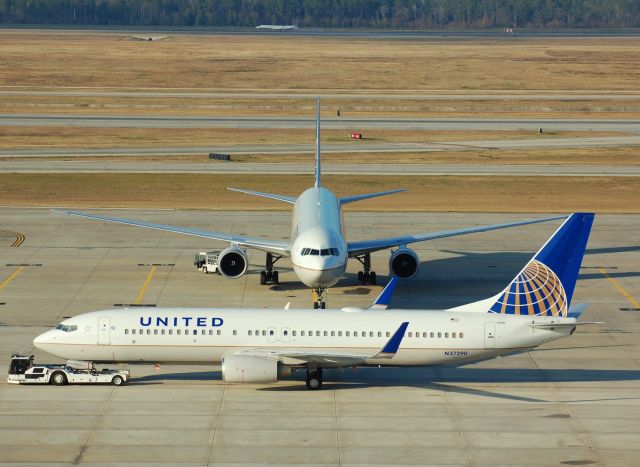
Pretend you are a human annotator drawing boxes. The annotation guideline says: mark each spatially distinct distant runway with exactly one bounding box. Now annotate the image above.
[2,134,640,159]
[2,113,640,132]
[2,160,638,176]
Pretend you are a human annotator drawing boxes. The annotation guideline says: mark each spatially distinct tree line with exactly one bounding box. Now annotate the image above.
[1,0,639,29]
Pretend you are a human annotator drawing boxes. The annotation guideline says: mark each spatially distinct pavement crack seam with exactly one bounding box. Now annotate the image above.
[441,383,472,466]
[73,386,114,465]
[207,382,225,465]
[332,373,341,465]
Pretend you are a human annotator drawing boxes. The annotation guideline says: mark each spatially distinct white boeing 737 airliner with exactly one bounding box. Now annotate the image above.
[55,98,564,308]
[34,213,595,390]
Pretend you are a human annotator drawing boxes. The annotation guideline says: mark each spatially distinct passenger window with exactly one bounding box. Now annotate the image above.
[154,329,158,335]
[316,331,320,336]
[125,329,129,335]
[255,330,259,336]
[262,330,266,336]
[346,331,350,337]
[452,332,457,338]
[292,330,297,336]
[408,332,413,337]
[177,330,182,335]
[269,330,274,336]
[362,331,366,337]
[445,332,449,338]
[324,331,328,336]
[132,329,136,335]
[430,332,434,338]
[233,330,237,336]
[146,329,151,335]
[386,332,390,337]
[338,331,342,337]
[248,330,252,336]
[437,332,442,338]
[369,332,374,337]
[331,331,335,337]
[217,330,221,336]
[201,330,206,335]
[208,330,213,335]
[378,332,382,337]
[301,331,305,336]
[354,331,358,337]
[139,330,143,335]
[283,330,288,336]
[422,332,427,338]
[168,330,173,335]
[162,329,166,335]
[460,332,464,338]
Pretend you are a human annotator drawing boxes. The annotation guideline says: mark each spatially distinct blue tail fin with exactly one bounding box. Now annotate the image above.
[489,213,594,317]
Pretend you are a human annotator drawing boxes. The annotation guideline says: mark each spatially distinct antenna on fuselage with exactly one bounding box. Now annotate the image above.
[315,96,321,188]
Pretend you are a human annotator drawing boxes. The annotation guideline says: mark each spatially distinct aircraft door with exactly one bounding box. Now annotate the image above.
[267,327,277,343]
[484,322,495,349]
[281,327,291,343]
[98,317,110,345]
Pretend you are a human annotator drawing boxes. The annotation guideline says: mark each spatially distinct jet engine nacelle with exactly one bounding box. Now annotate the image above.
[217,246,248,279]
[389,247,419,279]
[222,355,292,384]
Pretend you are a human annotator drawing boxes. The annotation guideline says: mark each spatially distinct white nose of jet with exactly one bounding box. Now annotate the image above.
[32,330,55,351]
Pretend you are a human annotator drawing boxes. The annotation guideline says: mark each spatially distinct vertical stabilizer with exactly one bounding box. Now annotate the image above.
[488,213,594,317]
[315,96,321,188]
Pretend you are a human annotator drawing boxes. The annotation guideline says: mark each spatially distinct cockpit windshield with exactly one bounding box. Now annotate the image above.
[55,324,78,332]
[301,248,339,256]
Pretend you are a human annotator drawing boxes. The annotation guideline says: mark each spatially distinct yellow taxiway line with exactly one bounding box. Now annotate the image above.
[0,266,24,292]
[599,267,640,308]
[135,266,157,304]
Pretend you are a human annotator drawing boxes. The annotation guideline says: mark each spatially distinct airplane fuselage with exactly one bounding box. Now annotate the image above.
[290,187,348,289]
[33,307,573,367]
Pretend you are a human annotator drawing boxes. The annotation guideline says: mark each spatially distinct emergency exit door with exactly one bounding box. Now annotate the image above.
[484,322,495,349]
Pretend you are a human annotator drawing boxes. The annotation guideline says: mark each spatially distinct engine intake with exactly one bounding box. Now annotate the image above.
[222,355,291,384]
[389,247,419,279]
[218,246,248,279]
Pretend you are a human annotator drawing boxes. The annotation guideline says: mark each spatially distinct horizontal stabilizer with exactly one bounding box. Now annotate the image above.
[227,188,296,204]
[340,189,406,205]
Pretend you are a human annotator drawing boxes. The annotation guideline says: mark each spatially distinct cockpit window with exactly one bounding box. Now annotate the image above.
[301,247,339,256]
[55,324,78,332]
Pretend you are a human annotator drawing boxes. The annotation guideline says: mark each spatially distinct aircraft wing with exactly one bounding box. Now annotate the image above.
[347,215,567,257]
[53,210,290,255]
[232,322,409,368]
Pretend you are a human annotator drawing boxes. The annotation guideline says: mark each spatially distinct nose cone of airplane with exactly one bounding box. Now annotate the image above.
[33,330,55,351]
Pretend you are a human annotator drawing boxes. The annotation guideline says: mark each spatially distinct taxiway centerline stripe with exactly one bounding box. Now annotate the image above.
[135,266,157,305]
[599,268,640,308]
[0,266,24,292]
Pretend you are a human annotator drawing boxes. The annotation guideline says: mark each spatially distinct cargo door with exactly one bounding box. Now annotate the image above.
[484,322,496,349]
[98,317,110,345]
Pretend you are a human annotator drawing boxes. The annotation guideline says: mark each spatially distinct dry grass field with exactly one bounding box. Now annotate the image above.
[0,30,637,213]
[1,173,636,213]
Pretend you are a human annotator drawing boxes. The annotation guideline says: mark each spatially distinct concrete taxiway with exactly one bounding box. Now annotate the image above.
[0,208,639,466]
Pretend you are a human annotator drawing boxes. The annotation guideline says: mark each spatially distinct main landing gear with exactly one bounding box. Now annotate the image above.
[312,288,327,309]
[306,368,323,390]
[260,252,282,286]
[355,253,377,285]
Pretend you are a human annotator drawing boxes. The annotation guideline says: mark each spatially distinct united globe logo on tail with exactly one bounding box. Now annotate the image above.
[489,259,568,317]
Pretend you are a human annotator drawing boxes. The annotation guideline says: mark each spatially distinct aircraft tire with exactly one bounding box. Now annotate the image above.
[272,271,279,285]
[202,267,208,274]
[357,271,364,282]
[260,271,267,285]
[370,271,377,285]
[51,371,67,386]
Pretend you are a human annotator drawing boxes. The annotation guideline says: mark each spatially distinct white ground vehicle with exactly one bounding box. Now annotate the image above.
[193,251,220,274]
[7,354,130,386]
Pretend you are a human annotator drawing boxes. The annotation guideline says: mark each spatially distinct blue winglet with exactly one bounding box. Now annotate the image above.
[373,322,409,358]
[368,277,400,310]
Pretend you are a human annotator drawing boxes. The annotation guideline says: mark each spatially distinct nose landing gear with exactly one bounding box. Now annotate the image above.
[312,288,326,309]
